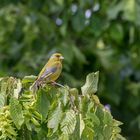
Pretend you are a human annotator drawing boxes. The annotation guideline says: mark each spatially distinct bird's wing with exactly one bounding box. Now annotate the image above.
[37,64,58,81]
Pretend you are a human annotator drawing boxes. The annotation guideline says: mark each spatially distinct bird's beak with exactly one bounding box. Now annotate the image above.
[60,56,64,60]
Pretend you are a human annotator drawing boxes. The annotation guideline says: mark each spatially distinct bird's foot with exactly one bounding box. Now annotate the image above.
[50,81,65,88]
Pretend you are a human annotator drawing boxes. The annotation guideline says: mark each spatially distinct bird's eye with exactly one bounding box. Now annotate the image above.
[56,55,61,58]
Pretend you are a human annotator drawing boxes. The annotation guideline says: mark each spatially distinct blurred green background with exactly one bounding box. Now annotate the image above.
[0,0,140,139]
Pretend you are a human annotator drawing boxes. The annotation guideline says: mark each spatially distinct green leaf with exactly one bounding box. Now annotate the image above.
[109,24,124,44]
[22,75,37,84]
[10,97,24,129]
[0,78,9,106]
[36,89,50,120]
[96,133,104,140]
[81,71,99,96]
[90,16,109,36]
[115,134,126,140]
[61,109,76,134]
[58,134,69,140]
[71,115,80,140]
[55,0,64,6]
[95,48,115,70]
[0,93,5,108]
[107,1,124,19]
[92,95,100,104]
[79,114,85,138]
[69,88,79,106]
[5,125,17,137]
[59,87,69,106]
[47,102,63,133]
[86,102,100,126]
[123,0,135,21]
[88,113,100,126]
[31,117,40,127]
[13,79,22,99]
[81,126,94,140]
[113,120,123,127]
[72,45,87,64]
[79,96,89,115]
[72,9,85,32]
[103,110,113,125]
[135,0,140,25]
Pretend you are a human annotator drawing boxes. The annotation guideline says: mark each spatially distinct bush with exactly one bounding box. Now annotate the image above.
[0,72,125,140]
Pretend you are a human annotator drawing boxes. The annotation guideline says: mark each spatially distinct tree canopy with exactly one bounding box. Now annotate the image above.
[0,0,140,139]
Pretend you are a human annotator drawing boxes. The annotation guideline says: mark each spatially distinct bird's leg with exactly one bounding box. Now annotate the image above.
[50,81,65,88]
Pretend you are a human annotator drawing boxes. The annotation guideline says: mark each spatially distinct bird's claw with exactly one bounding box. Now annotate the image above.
[50,81,65,88]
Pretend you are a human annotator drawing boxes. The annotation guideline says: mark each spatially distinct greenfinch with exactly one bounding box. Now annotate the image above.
[31,53,64,89]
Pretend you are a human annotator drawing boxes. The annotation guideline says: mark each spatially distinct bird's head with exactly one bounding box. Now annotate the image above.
[50,53,64,62]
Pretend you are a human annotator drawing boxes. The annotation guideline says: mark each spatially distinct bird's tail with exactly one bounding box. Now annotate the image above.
[29,80,38,93]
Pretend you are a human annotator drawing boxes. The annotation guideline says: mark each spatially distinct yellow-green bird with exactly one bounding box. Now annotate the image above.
[31,53,64,89]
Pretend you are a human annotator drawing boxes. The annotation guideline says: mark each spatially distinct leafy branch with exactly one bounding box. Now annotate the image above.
[0,72,125,140]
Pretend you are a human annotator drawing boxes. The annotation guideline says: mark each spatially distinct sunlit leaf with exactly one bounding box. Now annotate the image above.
[82,126,94,140]
[61,109,76,134]
[79,113,85,138]
[13,79,22,99]
[48,102,63,133]
[123,0,135,21]
[81,71,99,96]
[0,94,5,108]
[9,97,24,129]
[22,75,37,84]
[59,87,69,106]
[58,134,69,140]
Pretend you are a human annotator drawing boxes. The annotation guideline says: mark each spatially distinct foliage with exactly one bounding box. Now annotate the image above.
[0,0,140,139]
[0,72,125,140]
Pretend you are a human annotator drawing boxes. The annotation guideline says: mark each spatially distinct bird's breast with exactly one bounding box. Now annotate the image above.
[47,63,62,82]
